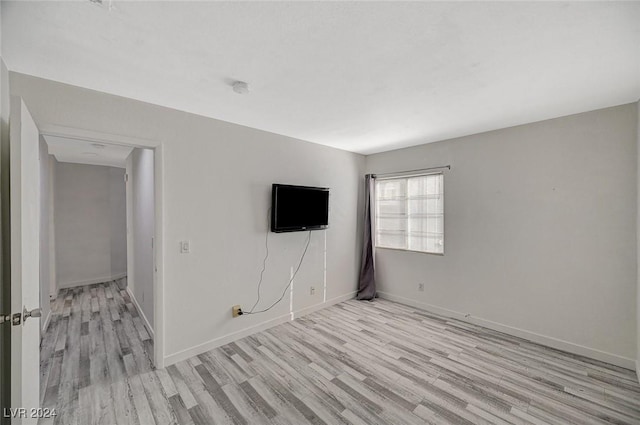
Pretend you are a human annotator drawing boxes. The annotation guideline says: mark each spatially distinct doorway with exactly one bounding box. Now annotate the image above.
[37,134,160,420]
[6,96,165,417]
[36,124,164,370]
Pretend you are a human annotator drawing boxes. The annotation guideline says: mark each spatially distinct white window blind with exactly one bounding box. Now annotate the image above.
[375,173,444,254]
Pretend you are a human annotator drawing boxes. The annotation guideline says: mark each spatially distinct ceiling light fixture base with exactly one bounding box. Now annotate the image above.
[232,81,249,95]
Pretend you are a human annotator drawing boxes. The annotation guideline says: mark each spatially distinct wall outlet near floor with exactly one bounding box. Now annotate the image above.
[310,286,316,295]
[232,305,243,318]
[418,283,425,292]
[180,240,190,254]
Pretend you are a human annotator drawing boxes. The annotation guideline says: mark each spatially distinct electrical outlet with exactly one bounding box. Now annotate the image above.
[418,283,425,292]
[180,241,190,254]
[232,305,243,318]
[310,286,316,295]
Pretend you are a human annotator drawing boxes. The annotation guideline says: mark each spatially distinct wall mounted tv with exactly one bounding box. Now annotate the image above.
[271,184,329,233]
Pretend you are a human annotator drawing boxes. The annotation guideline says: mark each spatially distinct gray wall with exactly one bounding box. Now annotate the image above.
[367,104,638,367]
[10,72,365,363]
[109,167,127,277]
[127,148,155,330]
[54,162,127,288]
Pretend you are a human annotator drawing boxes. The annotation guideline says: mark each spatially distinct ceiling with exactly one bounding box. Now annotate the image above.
[43,135,133,168]
[3,2,640,154]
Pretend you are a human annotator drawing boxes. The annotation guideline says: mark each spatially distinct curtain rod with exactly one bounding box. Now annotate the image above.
[372,165,450,179]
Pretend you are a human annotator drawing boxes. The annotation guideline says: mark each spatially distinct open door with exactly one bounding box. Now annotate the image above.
[7,98,41,423]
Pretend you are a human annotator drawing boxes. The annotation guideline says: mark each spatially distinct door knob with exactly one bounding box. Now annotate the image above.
[23,306,42,323]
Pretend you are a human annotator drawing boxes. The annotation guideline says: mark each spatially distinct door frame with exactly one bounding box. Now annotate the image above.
[9,96,42,420]
[38,124,166,369]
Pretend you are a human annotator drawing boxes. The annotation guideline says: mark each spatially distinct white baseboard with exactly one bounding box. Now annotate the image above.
[59,272,127,289]
[164,313,291,366]
[377,291,636,371]
[164,291,357,367]
[126,287,154,339]
[293,291,357,319]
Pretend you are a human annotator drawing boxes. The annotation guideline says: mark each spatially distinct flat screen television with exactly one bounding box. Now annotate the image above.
[271,184,329,233]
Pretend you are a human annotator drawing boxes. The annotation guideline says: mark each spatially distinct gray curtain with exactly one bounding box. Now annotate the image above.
[357,174,376,300]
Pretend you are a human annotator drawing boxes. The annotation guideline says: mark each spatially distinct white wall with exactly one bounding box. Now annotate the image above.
[10,72,365,365]
[38,138,51,332]
[54,162,127,288]
[126,147,155,331]
[367,104,638,368]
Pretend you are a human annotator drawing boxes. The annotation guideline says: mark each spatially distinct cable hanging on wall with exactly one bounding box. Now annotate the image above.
[245,209,313,315]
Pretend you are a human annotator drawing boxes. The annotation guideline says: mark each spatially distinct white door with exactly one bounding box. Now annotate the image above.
[9,97,41,424]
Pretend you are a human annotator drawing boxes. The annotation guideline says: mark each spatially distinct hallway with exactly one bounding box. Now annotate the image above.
[39,281,167,425]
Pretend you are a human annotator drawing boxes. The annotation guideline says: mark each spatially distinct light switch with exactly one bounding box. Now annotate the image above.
[180,241,190,254]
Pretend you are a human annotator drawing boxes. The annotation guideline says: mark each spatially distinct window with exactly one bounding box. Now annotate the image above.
[375,173,444,254]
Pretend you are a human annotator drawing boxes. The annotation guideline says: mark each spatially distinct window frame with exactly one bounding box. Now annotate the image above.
[374,172,445,256]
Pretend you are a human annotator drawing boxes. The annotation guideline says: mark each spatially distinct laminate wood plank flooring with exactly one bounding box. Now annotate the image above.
[41,283,640,424]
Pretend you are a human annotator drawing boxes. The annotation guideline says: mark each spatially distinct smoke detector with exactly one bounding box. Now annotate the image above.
[232,81,249,95]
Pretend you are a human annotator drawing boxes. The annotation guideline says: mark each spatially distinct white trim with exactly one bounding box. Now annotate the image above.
[38,125,159,150]
[375,246,444,256]
[374,173,445,256]
[164,313,291,366]
[294,291,356,318]
[164,291,357,367]
[48,154,57,298]
[57,272,127,289]
[126,287,154,339]
[153,143,165,368]
[377,291,636,370]
[35,125,165,369]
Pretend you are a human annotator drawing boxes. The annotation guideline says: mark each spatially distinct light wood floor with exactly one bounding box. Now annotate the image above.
[41,282,640,425]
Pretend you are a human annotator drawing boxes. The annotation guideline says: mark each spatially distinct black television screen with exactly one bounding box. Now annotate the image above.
[271,184,329,232]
